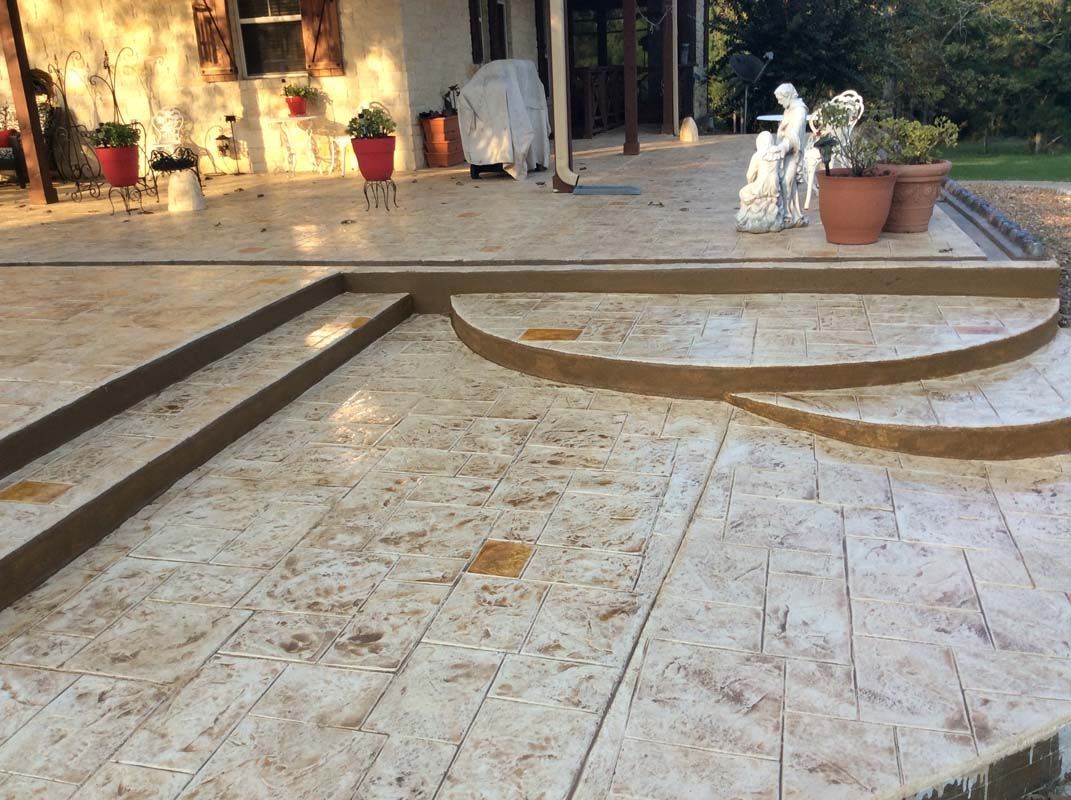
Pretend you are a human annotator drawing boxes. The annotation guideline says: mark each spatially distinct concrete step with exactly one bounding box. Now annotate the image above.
[732,330,1071,460]
[450,292,1059,397]
[0,272,344,480]
[0,292,411,609]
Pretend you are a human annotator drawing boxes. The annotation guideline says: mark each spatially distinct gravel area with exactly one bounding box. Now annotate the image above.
[967,182,1071,327]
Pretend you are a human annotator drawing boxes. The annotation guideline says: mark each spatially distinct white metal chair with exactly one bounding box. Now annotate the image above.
[803,90,864,210]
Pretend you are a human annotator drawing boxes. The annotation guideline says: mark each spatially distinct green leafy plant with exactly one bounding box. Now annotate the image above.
[347,105,396,139]
[282,83,323,100]
[874,116,959,165]
[87,121,140,148]
[815,101,879,177]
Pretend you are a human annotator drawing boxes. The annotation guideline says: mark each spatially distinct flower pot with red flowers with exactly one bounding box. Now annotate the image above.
[347,105,397,181]
[873,116,959,233]
[813,103,896,245]
[282,83,322,117]
[88,122,141,187]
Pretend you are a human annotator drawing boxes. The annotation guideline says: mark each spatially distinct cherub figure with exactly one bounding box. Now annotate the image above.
[736,131,785,234]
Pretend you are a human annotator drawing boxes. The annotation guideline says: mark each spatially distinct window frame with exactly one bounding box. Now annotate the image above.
[232,0,306,79]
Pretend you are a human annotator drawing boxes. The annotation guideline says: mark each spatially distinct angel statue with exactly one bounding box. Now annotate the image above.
[736,131,785,234]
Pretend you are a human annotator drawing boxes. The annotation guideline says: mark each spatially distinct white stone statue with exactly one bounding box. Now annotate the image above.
[736,131,785,234]
[768,82,809,228]
[167,170,206,213]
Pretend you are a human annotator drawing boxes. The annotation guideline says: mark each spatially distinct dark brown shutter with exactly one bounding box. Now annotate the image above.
[192,0,238,82]
[300,0,344,76]
[469,0,484,63]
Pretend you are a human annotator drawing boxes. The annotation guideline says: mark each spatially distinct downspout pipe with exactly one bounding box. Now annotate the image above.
[549,0,579,191]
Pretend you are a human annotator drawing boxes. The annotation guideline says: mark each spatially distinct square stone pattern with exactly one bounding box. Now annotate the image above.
[1,311,1069,800]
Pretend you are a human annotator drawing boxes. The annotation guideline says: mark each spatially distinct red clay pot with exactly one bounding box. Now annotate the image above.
[351,136,396,181]
[881,160,952,233]
[95,145,140,188]
[817,168,897,245]
[0,129,15,148]
[286,96,307,117]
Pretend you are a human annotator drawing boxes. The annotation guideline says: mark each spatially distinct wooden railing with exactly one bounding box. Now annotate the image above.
[571,65,625,139]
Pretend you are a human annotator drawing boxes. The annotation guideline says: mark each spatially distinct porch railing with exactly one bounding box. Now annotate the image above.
[571,65,624,139]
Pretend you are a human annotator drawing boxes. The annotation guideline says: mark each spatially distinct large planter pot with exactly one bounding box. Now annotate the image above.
[95,145,140,188]
[881,160,952,233]
[286,96,307,117]
[351,136,396,181]
[816,168,897,245]
[421,115,464,168]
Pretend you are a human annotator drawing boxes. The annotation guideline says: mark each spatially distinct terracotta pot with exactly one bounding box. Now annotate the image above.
[816,168,897,245]
[881,160,952,233]
[420,115,461,142]
[286,96,307,117]
[95,145,140,188]
[0,129,14,148]
[351,136,396,181]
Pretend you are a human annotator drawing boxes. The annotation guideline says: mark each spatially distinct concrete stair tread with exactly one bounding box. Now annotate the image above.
[0,292,409,605]
[451,292,1058,396]
[734,330,1071,459]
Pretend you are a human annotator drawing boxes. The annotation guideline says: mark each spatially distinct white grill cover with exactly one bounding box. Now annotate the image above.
[457,59,550,180]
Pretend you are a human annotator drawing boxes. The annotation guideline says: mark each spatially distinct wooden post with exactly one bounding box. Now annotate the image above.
[0,0,56,204]
[623,0,639,155]
[660,0,678,136]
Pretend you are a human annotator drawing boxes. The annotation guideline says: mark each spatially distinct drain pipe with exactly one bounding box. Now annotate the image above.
[549,0,580,191]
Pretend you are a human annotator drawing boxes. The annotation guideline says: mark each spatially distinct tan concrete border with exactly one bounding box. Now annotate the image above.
[730,393,1071,461]
[344,262,1061,312]
[451,299,1058,399]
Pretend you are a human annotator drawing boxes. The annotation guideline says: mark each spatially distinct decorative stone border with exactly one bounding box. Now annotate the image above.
[942,179,1048,259]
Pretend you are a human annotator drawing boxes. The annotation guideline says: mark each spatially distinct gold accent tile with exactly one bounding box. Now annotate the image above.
[520,328,583,342]
[468,540,534,578]
[0,480,73,504]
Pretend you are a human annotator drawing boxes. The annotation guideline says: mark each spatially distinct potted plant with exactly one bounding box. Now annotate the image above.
[347,105,397,181]
[87,122,140,187]
[0,104,16,148]
[813,103,897,245]
[282,83,322,117]
[874,116,959,233]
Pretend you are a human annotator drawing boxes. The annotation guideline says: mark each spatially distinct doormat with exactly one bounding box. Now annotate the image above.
[573,185,642,195]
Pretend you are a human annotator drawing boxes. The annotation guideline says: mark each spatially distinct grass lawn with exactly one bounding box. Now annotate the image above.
[943,141,1071,181]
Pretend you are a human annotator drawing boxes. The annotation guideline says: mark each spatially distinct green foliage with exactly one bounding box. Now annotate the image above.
[874,116,959,165]
[708,0,1071,143]
[945,140,1071,180]
[87,122,139,148]
[708,0,888,124]
[347,105,396,139]
[282,83,323,99]
[816,101,879,177]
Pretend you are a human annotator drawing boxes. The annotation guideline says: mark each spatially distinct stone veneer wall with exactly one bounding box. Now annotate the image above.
[0,0,539,173]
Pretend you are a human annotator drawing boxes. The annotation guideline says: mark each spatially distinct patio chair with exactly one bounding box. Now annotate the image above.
[803,90,864,210]
[0,131,28,189]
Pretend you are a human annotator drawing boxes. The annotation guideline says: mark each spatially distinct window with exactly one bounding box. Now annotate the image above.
[469,0,510,64]
[236,0,305,76]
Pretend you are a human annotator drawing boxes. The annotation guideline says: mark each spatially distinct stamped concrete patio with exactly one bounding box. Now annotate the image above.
[0,134,982,265]
[0,132,1068,800]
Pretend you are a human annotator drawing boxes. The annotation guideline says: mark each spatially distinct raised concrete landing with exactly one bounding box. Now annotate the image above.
[0,293,410,608]
[734,330,1071,460]
[452,292,1059,396]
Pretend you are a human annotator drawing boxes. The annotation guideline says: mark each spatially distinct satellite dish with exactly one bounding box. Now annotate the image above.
[728,52,773,133]
[729,53,766,85]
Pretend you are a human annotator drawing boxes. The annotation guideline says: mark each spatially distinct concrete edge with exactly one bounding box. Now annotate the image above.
[943,180,1048,260]
[450,299,1058,399]
[729,388,1071,461]
[0,293,414,610]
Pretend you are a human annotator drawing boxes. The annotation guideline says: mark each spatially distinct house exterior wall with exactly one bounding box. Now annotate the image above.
[0,0,540,174]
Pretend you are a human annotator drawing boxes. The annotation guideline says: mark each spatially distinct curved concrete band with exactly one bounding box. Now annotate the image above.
[450,298,1059,399]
